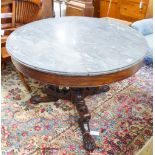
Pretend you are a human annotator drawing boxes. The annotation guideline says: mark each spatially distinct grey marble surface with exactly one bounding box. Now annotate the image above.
[6,17,147,76]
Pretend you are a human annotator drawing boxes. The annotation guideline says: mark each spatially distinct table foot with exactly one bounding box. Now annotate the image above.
[78,119,96,151]
[83,132,96,151]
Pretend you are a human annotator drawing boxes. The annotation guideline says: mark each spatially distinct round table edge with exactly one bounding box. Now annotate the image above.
[12,58,143,87]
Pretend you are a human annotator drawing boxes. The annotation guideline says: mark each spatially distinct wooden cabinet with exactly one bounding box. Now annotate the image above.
[100,0,151,22]
[145,0,153,18]
[93,0,100,17]
[100,0,119,18]
[66,0,94,17]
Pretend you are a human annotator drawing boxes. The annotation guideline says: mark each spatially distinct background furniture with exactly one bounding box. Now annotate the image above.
[54,0,68,17]
[2,0,43,68]
[93,0,100,17]
[131,18,153,65]
[65,0,94,16]
[1,0,12,15]
[64,0,152,20]
[1,0,54,91]
[1,0,54,68]
[100,0,153,22]
[104,17,132,25]
[1,0,13,67]
[1,0,54,17]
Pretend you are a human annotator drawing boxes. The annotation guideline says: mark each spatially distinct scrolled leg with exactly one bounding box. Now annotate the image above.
[74,94,96,151]
[29,85,70,105]
[30,95,58,105]
[28,85,110,151]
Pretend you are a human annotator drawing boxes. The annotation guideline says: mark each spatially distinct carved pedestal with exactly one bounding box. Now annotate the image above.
[30,85,110,151]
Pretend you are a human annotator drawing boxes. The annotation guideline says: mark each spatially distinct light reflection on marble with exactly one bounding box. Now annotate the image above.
[6,17,147,76]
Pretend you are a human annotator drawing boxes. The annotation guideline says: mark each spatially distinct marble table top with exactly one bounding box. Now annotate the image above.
[6,17,147,76]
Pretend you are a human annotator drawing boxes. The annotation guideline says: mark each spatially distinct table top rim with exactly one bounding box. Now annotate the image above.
[11,55,144,76]
[6,17,147,76]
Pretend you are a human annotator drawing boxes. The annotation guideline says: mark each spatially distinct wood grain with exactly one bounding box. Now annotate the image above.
[100,0,150,22]
[66,0,94,17]
[1,0,54,67]
[12,58,143,87]
[145,0,153,18]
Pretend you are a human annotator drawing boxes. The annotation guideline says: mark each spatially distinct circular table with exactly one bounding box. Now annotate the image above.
[6,17,147,151]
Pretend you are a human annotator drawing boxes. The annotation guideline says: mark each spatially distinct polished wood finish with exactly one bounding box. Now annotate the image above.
[1,0,12,5]
[1,0,53,29]
[1,27,15,69]
[100,0,119,18]
[66,0,94,17]
[2,0,53,18]
[100,0,150,22]
[1,13,12,29]
[12,0,41,26]
[119,0,148,20]
[104,17,132,25]
[12,54,143,151]
[75,94,96,151]
[1,0,12,13]
[145,0,153,18]
[93,0,100,17]
[12,57,143,87]
[37,0,54,19]
[1,0,41,67]
[1,0,54,64]
[1,0,54,90]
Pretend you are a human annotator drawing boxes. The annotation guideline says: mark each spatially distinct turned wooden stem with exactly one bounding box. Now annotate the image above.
[74,93,96,151]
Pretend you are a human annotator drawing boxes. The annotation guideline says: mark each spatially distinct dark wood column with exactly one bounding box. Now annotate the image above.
[93,0,100,17]
[66,0,94,17]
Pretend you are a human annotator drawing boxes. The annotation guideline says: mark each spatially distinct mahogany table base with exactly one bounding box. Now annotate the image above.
[30,85,110,151]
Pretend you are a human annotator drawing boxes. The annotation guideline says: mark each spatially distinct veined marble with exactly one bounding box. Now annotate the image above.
[6,17,147,76]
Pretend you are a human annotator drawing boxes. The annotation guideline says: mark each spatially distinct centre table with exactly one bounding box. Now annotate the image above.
[6,17,147,152]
